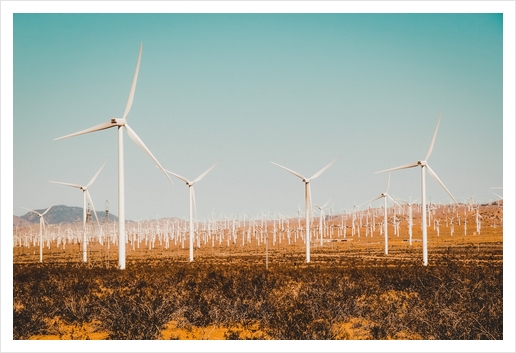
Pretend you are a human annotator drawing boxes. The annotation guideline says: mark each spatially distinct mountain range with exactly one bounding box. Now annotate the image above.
[14,205,119,226]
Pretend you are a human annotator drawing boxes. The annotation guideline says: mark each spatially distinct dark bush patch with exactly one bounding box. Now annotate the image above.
[13,257,502,340]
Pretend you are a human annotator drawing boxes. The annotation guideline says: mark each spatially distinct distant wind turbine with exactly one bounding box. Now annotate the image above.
[375,112,457,266]
[271,156,339,263]
[50,161,106,262]
[54,43,173,270]
[22,205,53,263]
[313,199,331,246]
[165,161,220,262]
[397,197,419,245]
[360,172,401,255]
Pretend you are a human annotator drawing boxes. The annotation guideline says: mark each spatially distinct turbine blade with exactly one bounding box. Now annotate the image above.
[86,160,107,188]
[321,199,331,209]
[425,111,442,161]
[192,186,198,222]
[309,156,340,180]
[426,165,457,204]
[164,168,189,184]
[49,181,82,189]
[359,194,383,208]
[307,183,313,219]
[193,160,220,184]
[271,162,305,180]
[375,162,419,174]
[86,190,100,226]
[54,121,115,141]
[309,185,313,220]
[386,172,391,193]
[396,197,408,205]
[491,192,503,200]
[22,207,42,217]
[42,205,53,216]
[387,194,404,211]
[124,123,174,184]
[122,43,142,120]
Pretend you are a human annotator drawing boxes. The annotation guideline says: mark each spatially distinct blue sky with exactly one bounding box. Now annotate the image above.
[7,10,508,222]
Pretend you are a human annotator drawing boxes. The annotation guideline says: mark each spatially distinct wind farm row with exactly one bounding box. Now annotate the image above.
[14,200,503,266]
[17,44,503,270]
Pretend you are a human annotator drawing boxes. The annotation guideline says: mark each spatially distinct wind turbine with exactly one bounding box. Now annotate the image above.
[360,172,401,255]
[313,199,331,246]
[54,43,173,270]
[22,205,53,263]
[396,197,419,245]
[165,161,220,262]
[271,156,339,263]
[50,161,106,262]
[375,112,457,266]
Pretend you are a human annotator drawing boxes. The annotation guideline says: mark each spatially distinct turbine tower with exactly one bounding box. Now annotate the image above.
[271,156,339,263]
[54,43,173,270]
[50,161,106,262]
[22,205,53,263]
[165,161,220,262]
[397,197,419,245]
[313,199,331,246]
[105,200,109,223]
[375,112,457,266]
[360,172,400,255]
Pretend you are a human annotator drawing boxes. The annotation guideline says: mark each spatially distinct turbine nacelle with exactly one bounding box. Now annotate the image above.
[418,160,427,166]
[110,118,126,126]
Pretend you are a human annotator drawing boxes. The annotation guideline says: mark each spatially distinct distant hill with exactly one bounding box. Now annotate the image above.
[13,216,31,227]
[17,205,119,225]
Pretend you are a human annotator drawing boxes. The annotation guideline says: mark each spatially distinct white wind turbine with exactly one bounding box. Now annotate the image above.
[54,43,173,270]
[360,172,401,255]
[313,199,331,246]
[375,113,457,266]
[22,205,53,263]
[165,161,220,262]
[49,161,106,263]
[396,197,419,245]
[271,156,339,263]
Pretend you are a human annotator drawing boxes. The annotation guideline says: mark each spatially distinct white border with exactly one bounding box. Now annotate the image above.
[2,1,514,352]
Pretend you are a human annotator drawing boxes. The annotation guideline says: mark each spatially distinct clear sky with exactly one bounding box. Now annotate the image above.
[7,8,509,222]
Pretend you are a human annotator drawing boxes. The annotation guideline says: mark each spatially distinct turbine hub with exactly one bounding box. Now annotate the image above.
[110,118,125,126]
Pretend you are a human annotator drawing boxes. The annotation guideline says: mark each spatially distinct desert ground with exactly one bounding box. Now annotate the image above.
[13,202,503,340]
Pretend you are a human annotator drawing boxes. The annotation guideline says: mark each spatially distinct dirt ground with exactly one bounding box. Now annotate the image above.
[13,204,504,340]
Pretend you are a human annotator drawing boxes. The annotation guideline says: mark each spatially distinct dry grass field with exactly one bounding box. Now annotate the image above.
[13,204,503,340]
